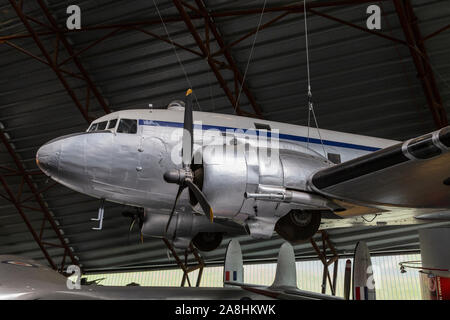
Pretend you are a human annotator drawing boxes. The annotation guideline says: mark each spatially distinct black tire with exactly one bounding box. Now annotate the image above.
[192,232,223,252]
[275,210,321,244]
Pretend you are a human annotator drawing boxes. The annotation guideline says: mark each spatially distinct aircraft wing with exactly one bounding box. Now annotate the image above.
[310,126,450,209]
[224,282,343,300]
[0,255,70,299]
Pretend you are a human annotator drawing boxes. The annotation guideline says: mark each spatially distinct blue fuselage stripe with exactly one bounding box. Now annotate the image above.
[138,119,380,152]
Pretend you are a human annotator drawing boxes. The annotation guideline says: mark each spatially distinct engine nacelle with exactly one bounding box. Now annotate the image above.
[141,209,243,250]
[201,144,248,219]
[201,143,332,221]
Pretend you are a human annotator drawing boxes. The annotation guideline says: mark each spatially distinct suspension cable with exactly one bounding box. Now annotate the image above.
[152,0,202,110]
[303,0,326,157]
[234,0,268,114]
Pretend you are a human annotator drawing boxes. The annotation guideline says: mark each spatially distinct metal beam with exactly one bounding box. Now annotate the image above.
[4,0,99,270]
[308,8,407,46]
[394,0,448,128]
[3,40,86,80]
[36,0,112,116]
[172,0,262,117]
[0,0,393,42]
[310,231,339,295]
[209,0,391,17]
[0,0,395,43]
[9,0,91,123]
[0,130,78,270]
[194,0,264,117]
[0,175,57,270]
[210,11,291,58]
[423,23,450,42]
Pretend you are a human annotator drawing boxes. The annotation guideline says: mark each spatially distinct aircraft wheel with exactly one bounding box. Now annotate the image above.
[192,232,223,252]
[275,210,321,244]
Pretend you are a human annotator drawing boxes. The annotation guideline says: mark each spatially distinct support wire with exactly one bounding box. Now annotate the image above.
[303,0,326,157]
[152,0,202,110]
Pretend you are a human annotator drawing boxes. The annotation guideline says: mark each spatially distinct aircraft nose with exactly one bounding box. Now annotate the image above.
[36,140,60,176]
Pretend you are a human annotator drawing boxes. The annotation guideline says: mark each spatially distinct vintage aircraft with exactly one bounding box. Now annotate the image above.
[36,89,450,251]
[0,240,340,300]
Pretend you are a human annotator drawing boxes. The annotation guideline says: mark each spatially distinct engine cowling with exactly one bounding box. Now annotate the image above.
[141,209,241,250]
[200,142,332,221]
[200,144,248,219]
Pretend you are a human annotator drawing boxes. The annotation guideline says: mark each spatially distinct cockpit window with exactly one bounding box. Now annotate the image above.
[97,121,108,130]
[117,119,137,134]
[88,123,98,132]
[87,119,118,132]
[107,119,117,129]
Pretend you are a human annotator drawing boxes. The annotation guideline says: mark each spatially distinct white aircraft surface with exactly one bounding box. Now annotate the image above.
[35,90,450,251]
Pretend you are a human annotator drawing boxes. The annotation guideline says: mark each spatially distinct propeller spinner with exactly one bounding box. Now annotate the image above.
[163,89,213,233]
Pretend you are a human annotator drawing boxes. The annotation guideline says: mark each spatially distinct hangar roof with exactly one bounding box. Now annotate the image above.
[0,0,449,271]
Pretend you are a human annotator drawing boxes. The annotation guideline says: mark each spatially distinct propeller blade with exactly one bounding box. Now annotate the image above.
[165,185,184,233]
[123,209,145,244]
[185,179,214,222]
[182,89,193,167]
[126,218,135,244]
[129,219,136,232]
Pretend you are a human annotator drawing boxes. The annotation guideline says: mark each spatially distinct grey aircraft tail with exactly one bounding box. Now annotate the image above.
[270,242,297,289]
[224,241,343,300]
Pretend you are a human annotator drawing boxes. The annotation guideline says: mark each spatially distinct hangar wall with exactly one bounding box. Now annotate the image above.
[83,253,421,300]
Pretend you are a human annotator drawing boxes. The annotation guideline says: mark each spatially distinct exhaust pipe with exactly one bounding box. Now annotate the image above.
[245,185,338,210]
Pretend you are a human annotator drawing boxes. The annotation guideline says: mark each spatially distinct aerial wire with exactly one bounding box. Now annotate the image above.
[151,0,202,110]
[303,0,326,157]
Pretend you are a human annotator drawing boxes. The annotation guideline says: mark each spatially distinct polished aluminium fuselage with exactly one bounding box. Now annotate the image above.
[0,255,272,300]
[37,108,401,228]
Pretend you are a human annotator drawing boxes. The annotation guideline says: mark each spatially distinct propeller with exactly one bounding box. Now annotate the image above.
[163,89,213,233]
[122,208,144,244]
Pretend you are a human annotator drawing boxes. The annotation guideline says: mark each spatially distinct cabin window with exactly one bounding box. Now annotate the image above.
[327,153,341,164]
[107,119,117,130]
[117,119,137,134]
[97,121,108,130]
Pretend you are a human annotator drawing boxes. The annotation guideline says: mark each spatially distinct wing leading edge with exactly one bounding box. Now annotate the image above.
[310,126,450,209]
